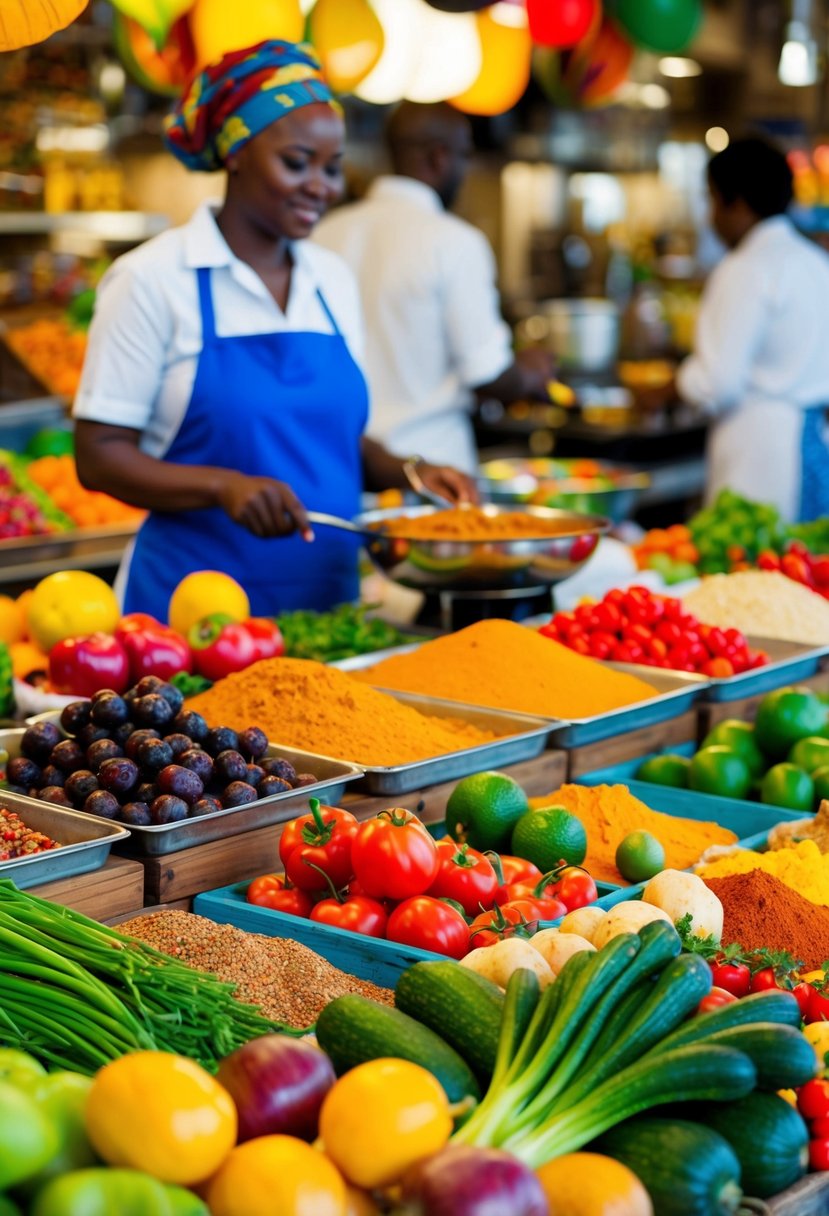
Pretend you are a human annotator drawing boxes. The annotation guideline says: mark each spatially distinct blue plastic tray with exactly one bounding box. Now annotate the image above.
[698,636,829,703]
[546,666,708,748]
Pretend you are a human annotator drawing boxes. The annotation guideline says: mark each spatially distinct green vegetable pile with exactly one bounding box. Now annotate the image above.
[0,881,302,1076]
[275,603,416,663]
[689,490,786,574]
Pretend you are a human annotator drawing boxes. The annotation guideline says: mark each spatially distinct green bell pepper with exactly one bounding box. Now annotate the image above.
[17,1073,97,1196]
[0,1048,46,1090]
[30,1169,209,1216]
[0,1081,57,1191]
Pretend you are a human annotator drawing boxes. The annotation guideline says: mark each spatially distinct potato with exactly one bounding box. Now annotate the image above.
[559,906,607,943]
[642,869,724,943]
[592,900,672,949]
[529,928,595,975]
[460,937,555,990]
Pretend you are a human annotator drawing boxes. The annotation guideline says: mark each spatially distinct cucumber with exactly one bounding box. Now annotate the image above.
[699,1023,818,1090]
[490,967,540,1090]
[652,989,802,1057]
[315,994,480,1103]
[596,1117,743,1216]
[690,1093,809,1199]
[394,961,504,1080]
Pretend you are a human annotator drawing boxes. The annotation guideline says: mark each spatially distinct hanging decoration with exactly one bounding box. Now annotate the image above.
[187,0,304,71]
[527,0,600,49]
[354,0,481,106]
[423,0,494,10]
[571,15,634,103]
[0,0,88,51]
[310,0,384,93]
[450,3,532,116]
[108,0,191,48]
[112,11,194,94]
[608,0,702,54]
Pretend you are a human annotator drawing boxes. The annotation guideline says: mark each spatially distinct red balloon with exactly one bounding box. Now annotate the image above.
[528,0,599,47]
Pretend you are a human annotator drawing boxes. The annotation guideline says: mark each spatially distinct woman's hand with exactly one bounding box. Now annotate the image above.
[416,462,480,506]
[218,471,312,539]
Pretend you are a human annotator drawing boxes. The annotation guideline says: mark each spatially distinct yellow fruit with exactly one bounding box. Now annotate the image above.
[188,0,303,69]
[16,589,33,640]
[167,570,250,636]
[85,1051,237,1185]
[536,1152,653,1216]
[206,1136,347,1216]
[804,1021,829,1071]
[27,571,119,652]
[9,641,48,680]
[0,596,24,644]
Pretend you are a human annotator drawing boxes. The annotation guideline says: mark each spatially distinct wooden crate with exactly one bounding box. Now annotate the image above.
[698,664,829,735]
[35,855,145,922]
[566,709,699,779]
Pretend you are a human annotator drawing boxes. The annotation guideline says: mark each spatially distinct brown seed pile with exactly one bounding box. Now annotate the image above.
[118,910,393,1028]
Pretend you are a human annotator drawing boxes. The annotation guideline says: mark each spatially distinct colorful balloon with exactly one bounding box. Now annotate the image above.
[113,11,194,95]
[527,0,600,48]
[310,0,384,92]
[110,0,193,48]
[451,5,532,116]
[424,0,494,9]
[609,0,702,53]
[574,16,633,103]
[187,0,304,70]
[0,0,88,50]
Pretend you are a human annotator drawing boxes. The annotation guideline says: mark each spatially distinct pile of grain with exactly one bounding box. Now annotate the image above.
[683,571,829,645]
[118,910,391,1028]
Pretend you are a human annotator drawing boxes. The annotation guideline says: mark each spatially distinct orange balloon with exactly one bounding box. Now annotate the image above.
[577,18,633,103]
[188,0,303,71]
[0,0,88,51]
[451,6,532,116]
[310,0,384,92]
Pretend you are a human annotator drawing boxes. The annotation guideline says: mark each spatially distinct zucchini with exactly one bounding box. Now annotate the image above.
[394,961,504,1080]
[690,1093,809,1199]
[596,1117,743,1216]
[490,968,540,1091]
[315,994,480,1103]
[699,1023,818,1090]
[651,989,802,1057]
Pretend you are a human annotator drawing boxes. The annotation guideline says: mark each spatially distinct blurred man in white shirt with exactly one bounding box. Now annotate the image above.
[314,102,553,475]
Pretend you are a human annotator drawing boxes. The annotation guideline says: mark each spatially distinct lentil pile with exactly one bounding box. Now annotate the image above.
[118,910,392,1028]
[697,838,829,906]
[352,619,657,720]
[683,570,829,645]
[186,657,495,766]
[702,869,829,970]
[0,807,60,859]
[378,506,597,541]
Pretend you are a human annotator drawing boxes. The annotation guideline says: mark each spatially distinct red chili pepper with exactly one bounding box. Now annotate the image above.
[48,632,130,697]
[279,797,358,892]
[188,613,258,681]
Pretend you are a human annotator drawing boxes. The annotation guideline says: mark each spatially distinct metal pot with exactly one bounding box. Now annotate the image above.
[539,298,621,373]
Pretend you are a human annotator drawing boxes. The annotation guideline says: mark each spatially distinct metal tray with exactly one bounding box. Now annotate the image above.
[0,787,129,888]
[698,635,829,701]
[546,664,708,747]
[354,690,555,794]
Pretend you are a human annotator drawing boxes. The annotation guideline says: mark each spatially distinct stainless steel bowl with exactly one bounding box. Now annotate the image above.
[478,458,650,524]
[356,504,609,593]
[534,298,621,373]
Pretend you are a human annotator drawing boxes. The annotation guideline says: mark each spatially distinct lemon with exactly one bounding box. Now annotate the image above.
[168,571,250,636]
[511,805,587,871]
[27,571,119,652]
[615,830,666,883]
[445,771,529,852]
[804,1020,829,1071]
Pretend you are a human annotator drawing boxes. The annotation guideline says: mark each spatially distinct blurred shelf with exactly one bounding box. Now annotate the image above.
[0,213,168,242]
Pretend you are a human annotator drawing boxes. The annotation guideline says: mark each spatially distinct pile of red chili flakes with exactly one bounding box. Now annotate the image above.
[0,807,60,860]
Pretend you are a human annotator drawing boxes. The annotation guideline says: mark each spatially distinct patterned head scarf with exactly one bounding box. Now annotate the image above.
[165,40,341,173]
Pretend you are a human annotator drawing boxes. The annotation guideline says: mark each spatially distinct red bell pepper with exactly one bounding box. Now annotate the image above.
[280,797,359,892]
[48,632,130,697]
[241,617,285,661]
[116,612,193,683]
[189,613,257,681]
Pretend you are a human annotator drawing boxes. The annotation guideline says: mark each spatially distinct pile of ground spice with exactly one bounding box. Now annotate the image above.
[703,869,829,970]
[186,657,495,766]
[697,838,829,906]
[118,910,392,1028]
[352,619,657,720]
[378,507,598,541]
[529,783,738,886]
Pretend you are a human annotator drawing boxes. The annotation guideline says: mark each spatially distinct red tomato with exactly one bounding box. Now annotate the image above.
[710,961,751,999]
[645,637,668,663]
[702,658,735,679]
[799,1079,829,1120]
[750,967,781,993]
[279,802,358,869]
[655,620,683,647]
[569,634,591,656]
[245,874,314,918]
[282,799,359,892]
[806,986,829,1025]
[813,557,829,587]
[493,879,537,908]
[622,623,652,647]
[587,634,614,661]
[811,1116,829,1139]
[538,621,559,640]
[612,641,644,664]
[428,840,498,916]
[386,896,469,959]
[809,1139,829,1172]
[351,809,439,900]
[757,550,782,571]
[697,987,738,1014]
[782,553,815,586]
[469,903,539,947]
[592,601,623,632]
[498,856,543,886]
[512,895,567,921]
[793,981,816,1020]
[310,895,388,937]
[553,867,598,911]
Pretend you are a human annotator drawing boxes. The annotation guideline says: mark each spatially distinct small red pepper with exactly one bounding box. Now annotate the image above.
[188,613,257,681]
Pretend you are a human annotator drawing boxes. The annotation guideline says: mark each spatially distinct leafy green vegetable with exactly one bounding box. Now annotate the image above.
[275,603,417,663]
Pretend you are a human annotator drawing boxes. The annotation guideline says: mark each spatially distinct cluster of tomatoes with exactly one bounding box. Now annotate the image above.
[758,542,829,601]
[247,799,598,960]
[796,1080,829,1172]
[539,585,768,678]
[699,949,829,1024]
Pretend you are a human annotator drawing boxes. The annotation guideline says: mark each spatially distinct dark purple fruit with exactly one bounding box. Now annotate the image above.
[125,729,161,760]
[205,726,239,757]
[120,801,152,826]
[64,770,99,805]
[157,683,184,715]
[132,694,174,729]
[136,738,174,773]
[21,721,62,762]
[293,773,319,789]
[90,693,129,728]
[60,701,91,736]
[190,796,222,817]
[77,724,110,751]
[98,757,139,796]
[246,764,265,787]
[50,740,86,774]
[7,757,41,789]
[179,749,213,784]
[261,757,297,784]
[135,675,164,696]
[164,732,192,759]
[214,750,247,784]
[112,722,136,748]
[86,738,124,773]
[39,785,72,806]
[40,764,65,789]
[238,726,268,760]
[157,764,203,805]
[91,687,118,702]
[150,794,188,824]
[5,784,27,797]
[221,781,258,808]
[257,775,292,798]
[83,790,120,819]
[135,781,158,804]
[170,710,209,744]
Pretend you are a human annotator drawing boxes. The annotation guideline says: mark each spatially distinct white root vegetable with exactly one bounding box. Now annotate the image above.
[592,900,672,949]
[460,937,555,990]
[559,906,607,943]
[528,928,595,975]
[642,868,724,943]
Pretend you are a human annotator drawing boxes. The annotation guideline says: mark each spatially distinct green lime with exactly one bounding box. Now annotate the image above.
[789,736,829,775]
[511,805,587,871]
[24,428,73,459]
[445,771,529,852]
[701,720,766,779]
[635,754,691,788]
[760,762,815,812]
[615,830,666,883]
[688,746,753,800]
[754,688,828,760]
[814,765,829,806]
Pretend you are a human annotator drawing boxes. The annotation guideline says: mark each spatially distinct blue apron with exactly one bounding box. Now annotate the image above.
[123,265,368,618]
[799,406,829,521]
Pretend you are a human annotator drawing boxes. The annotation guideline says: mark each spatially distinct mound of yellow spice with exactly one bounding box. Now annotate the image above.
[530,783,738,886]
[697,838,829,907]
[352,620,657,719]
[185,657,496,767]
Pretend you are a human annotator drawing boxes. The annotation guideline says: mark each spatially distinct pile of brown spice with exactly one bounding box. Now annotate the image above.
[118,910,392,1028]
[703,869,829,970]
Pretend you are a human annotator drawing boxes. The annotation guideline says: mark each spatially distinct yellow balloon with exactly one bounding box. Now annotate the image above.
[451,5,532,116]
[0,0,88,51]
[188,0,304,70]
[310,0,384,92]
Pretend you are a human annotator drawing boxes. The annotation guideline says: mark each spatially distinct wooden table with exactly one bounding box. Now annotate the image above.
[565,709,698,779]
[697,663,829,736]
[31,855,146,922]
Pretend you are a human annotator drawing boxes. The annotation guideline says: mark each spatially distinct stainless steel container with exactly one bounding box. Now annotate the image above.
[538,298,621,372]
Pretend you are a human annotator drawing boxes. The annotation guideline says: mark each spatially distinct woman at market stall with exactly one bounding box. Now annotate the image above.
[72,40,475,618]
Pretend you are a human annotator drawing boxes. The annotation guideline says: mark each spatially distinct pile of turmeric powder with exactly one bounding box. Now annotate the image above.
[530,783,738,886]
[185,657,497,767]
[352,619,657,719]
[698,838,829,907]
[378,507,596,541]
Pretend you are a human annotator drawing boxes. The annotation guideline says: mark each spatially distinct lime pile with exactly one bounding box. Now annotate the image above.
[445,771,529,852]
[615,830,666,883]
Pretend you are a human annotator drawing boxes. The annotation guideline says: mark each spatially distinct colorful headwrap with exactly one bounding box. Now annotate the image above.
[164,40,340,173]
